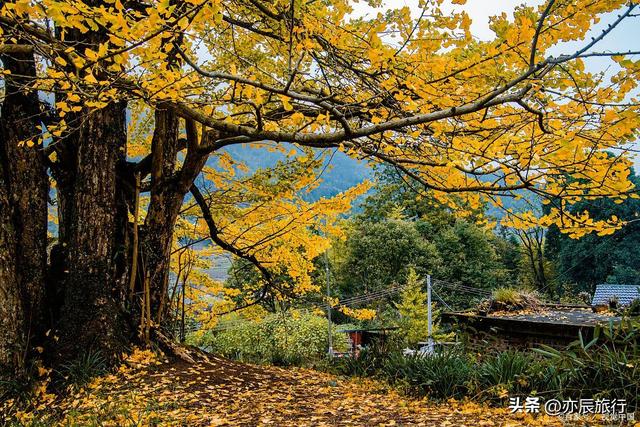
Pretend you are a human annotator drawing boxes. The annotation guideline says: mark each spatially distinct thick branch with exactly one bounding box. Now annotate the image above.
[516,99,550,134]
[172,85,534,148]
[190,185,273,286]
[0,44,34,54]
[530,0,556,68]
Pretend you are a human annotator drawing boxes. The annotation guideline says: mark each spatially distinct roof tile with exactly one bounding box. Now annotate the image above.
[592,284,640,306]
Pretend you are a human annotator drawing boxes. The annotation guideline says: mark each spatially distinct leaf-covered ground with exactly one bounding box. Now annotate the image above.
[8,349,615,426]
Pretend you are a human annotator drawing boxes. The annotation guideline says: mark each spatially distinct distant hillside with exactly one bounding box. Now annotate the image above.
[218,145,541,218]
[221,145,374,200]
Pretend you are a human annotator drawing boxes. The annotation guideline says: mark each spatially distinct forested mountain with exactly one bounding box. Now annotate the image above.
[221,145,374,200]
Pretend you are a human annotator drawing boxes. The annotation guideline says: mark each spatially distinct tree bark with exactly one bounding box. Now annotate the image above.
[0,45,48,374]
[57,101,131,361]
[0,159,23,377]
[143,107,182,322]
[142,111,209,326]
[1,2,214,370]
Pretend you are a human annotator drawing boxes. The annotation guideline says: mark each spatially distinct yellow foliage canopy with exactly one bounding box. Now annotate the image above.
[2,0,640,311]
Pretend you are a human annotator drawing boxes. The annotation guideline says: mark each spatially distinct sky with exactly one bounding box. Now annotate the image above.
[351,0,640,46]
[350,0,640,167]
[352,0,547,40]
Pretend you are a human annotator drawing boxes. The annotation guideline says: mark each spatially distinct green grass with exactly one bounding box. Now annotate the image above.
[491,288,521,305]
[486,287,540,312]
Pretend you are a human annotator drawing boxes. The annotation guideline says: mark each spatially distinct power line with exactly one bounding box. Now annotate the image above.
[432,288,453,311]
[538,235,615,295]
[432,279,491,297]
[338,285,402,304]
[337,283,406,306]
[338,285,404,303]
[433,280,490,293]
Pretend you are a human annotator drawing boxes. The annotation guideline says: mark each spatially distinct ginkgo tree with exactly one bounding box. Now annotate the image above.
[1,0,639,376]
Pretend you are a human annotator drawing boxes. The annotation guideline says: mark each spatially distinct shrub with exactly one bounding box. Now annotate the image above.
[330,326,640,410]
[480,288,541,313]
[333,343,388,377]
[0,363,40,412]
[534,319,640,411]
[380,350,474,400]
[625,298,640,316]
[196,311,349,366]
[492,288,520,305]
[477,351,538,398]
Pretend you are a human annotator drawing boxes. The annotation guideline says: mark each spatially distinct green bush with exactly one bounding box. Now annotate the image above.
[477,351,538,397]
[331,319,640,411]
[196,312,349,366]
[333,348,376,377]
[332,340,393,377]
[196,312,640,411]
[380,350,474,400]
[480,287,541,313]
[625,298,640,316]
[0,363,41,411]
[492,288,520,305]
[334,347,474,400]
[534,319,640,410]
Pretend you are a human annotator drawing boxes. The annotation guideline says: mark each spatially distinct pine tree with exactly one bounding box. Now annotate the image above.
[395,268,430,346]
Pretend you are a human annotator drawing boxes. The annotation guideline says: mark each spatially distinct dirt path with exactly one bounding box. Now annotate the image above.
[143,356,535,426]
[29,350,565,426]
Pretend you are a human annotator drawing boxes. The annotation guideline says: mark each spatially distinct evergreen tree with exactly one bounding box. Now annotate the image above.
[395,268,431,346]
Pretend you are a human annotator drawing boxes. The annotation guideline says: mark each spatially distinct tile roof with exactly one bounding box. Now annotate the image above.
[592,284,640,306]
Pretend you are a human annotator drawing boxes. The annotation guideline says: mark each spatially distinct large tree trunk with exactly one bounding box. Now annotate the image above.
[46,11,137,361]
[143,193,184,325]
[56,102,131,361]
[0,46,48,375]
[0,159,23,377]
[1,1,210,371]
[142,110,209,327]
[143,107,181,321]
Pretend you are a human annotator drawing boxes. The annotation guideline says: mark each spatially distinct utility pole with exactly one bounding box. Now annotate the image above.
[325,249,333,356]
[426,274,434,354]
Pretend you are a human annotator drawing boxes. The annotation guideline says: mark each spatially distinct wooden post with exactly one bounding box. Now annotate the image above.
[180,278,186,343]
[427,275,434,354]
[140,271,151,345]
[128,172,140,299]
[145,273,151,344]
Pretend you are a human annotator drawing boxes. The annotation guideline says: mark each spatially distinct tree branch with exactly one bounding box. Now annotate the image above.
[548,4,637,64]
[530,0,556,68]
[190,184,274,289]
[171,84,533,147]
[516,99,550,134]
[0,44,34,54]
